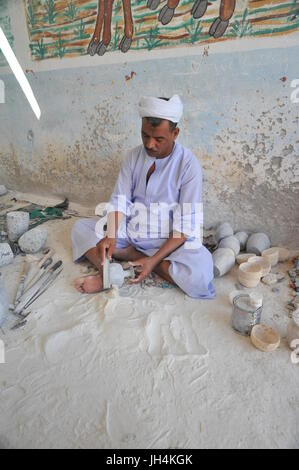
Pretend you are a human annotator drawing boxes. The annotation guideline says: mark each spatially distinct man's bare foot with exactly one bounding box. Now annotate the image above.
[74,274,103,294]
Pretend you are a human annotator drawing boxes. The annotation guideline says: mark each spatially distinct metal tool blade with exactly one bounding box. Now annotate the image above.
[103,253,110,290]
[14,260,30,306]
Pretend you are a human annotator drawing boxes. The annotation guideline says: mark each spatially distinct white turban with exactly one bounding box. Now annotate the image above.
[138,94,183,123]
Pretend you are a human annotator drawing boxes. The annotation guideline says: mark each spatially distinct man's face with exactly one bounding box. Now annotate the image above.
[141,118,179,158]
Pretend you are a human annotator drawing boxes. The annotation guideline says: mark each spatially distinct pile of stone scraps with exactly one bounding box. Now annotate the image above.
[0,194,71,265]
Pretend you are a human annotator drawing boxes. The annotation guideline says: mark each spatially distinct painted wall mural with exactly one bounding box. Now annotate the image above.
[0,0,15,66]
[23,0,299,60]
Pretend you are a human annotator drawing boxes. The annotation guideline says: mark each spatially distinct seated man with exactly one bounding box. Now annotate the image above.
[72,95,215,299]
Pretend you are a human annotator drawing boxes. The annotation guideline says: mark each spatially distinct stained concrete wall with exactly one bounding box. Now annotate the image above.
[0,4,298,248]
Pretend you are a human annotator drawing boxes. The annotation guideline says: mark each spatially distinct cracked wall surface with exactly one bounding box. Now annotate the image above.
[0,45,298,247]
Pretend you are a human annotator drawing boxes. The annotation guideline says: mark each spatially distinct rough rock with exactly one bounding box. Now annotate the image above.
[261,273,278,286]
[0,185,8,196]
[18,227,48,254]
[7,211,30,242]
[0,243,14,267]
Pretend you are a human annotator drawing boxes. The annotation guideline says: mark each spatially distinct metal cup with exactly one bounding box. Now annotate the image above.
[232,294,262,336]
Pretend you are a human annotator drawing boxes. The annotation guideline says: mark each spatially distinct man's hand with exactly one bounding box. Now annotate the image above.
[96,236,116,265]
[128,256,158,284]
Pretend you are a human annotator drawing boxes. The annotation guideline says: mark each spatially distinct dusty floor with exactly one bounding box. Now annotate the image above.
[0,192,298,449]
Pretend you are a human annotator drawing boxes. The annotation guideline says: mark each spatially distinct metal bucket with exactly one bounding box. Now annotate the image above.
[232,294,262,336]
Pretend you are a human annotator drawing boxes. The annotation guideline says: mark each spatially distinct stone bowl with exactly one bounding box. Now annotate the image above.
[215,222,233,243]
[238,262,263,288]
[236,253,256,265]
[251,324,280,352]
[234,231,248,251]
[246,232,270,256]
[248,256,271,276]
[212,247,235,278]
[277,247,290,262]
[219,235,240,256]
[261,247,280,267]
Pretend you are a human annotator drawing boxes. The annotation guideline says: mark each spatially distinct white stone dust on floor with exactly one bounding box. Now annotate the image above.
[0,193,298,449]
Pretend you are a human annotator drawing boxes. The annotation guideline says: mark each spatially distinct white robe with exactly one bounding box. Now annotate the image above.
[72,143,215,299]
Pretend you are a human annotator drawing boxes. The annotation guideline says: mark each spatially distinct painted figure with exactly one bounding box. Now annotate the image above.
[148,0,237,38]
[87,0,237,56]
[87,0,133,56]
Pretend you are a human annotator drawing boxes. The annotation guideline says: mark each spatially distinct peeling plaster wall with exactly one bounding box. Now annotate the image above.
[0,44,298,247]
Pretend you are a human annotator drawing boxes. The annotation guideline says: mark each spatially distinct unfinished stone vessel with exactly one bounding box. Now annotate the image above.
[234,231,248,251]
[109,263,135,287]
[219,235,240,256]
[236,253,256,265]
[18,227,48,254]
[238,261,263,288]
[248,256,271,276]
[6,211,29,242]
[215,222,233,243]
[261,247,280,267]
[212,247,235,277]
[277,247,290,262]
[251,324,280,352]
[246,232,270,256]
[0,185,8,196]
[0,242,14,267]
